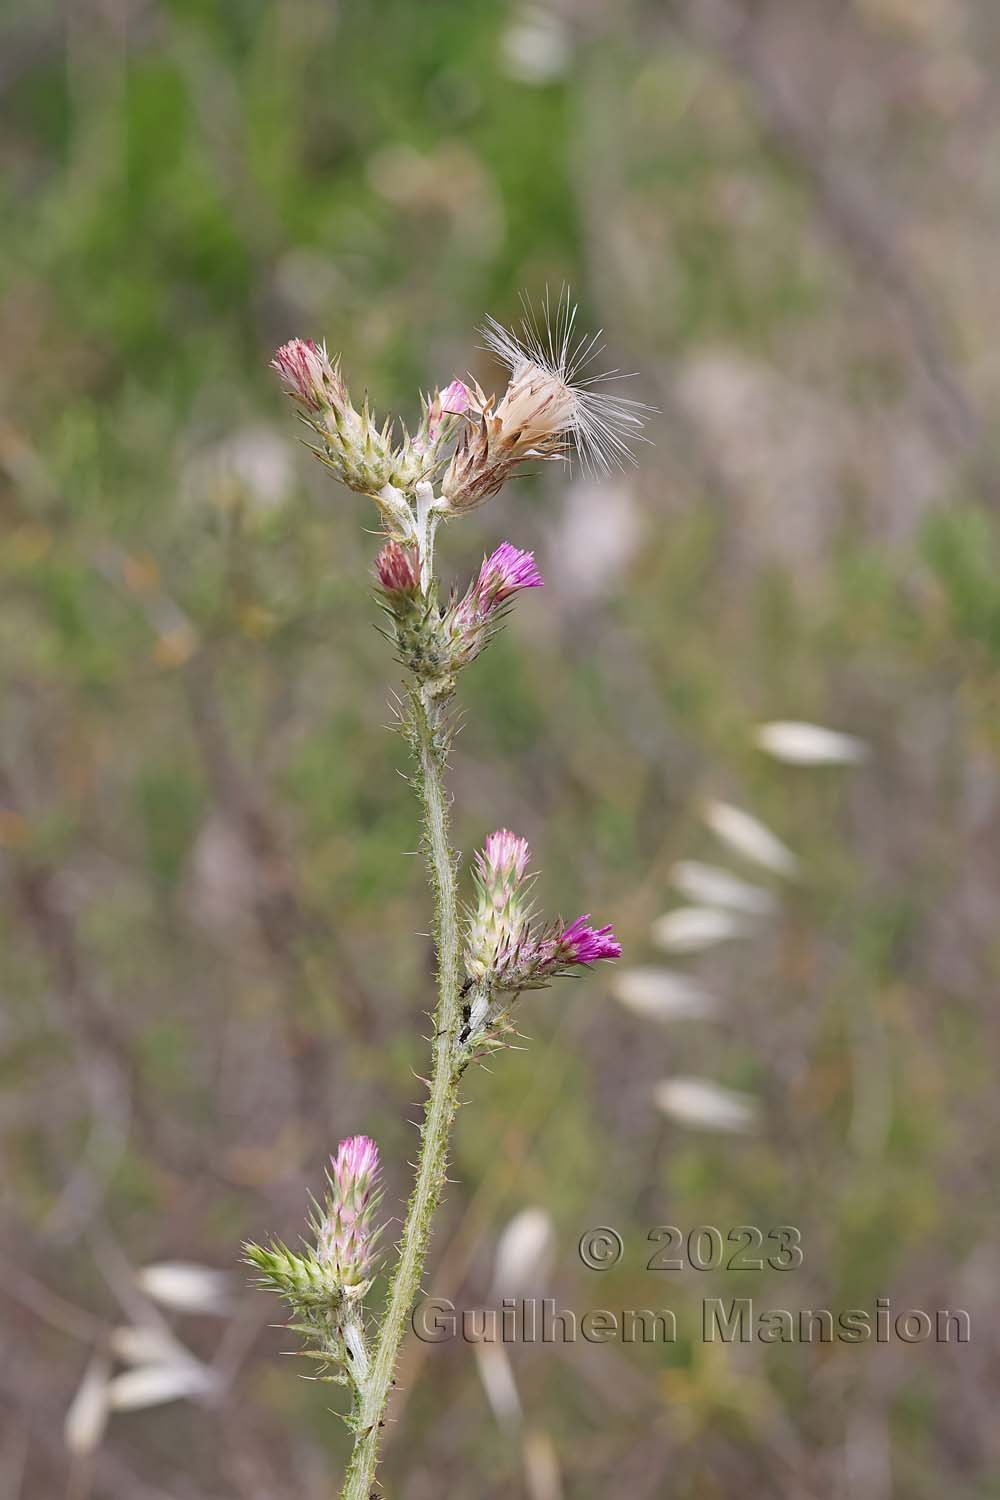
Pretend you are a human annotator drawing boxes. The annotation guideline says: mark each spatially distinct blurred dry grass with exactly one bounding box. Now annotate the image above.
[1,0,999,1496]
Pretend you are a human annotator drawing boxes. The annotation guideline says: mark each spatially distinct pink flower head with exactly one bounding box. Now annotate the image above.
[331,1134,380,1194]
[478,828,532,885]
[317,1135,384,1286]
[555,916,622,966]
[375,540,421,597]
[447,544,543,672]
[476,542,543,607]
[454,543,543,648]
[466,829,536,984]
[270,338,344,413]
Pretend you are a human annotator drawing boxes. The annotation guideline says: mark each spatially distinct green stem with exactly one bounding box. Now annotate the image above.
[341,685,462,1500]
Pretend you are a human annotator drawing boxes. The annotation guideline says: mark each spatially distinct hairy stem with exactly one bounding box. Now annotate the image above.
[341,684,462,1500]
[413,481,437,591]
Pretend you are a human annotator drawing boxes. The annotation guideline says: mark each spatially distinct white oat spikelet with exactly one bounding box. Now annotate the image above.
[754,720,868,766]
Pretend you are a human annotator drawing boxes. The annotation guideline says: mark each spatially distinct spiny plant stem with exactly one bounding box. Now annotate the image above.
[341,684,462,1500]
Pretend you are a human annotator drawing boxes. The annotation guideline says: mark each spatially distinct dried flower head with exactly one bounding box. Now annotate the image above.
[442,291,651,510]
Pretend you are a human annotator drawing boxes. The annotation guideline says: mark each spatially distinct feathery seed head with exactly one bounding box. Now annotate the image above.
[441,291,651,510]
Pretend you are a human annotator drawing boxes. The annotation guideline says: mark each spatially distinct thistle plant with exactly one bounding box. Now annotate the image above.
[245,294,645,1498]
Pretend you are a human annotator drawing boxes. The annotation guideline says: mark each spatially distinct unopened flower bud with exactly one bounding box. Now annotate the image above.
[375,541,421,601]
[421,380,471,453]
[391,379,472,489]
[270,338,395,496]
[243,1239,342,1308]
[271,338,347,413]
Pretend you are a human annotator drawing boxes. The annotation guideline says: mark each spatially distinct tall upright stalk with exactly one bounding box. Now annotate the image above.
[342,684,462,1499]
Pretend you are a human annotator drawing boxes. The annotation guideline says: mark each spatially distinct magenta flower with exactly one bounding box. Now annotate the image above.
[476,542,543,606]
[464,829,621,994]
[375,540,421,598]
[502,914,621,988]
[554,916,622,966]
[454,543,543,644]
[316,1135,384,1286]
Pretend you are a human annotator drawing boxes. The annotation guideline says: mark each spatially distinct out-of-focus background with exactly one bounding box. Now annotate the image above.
[2,1,999,1496]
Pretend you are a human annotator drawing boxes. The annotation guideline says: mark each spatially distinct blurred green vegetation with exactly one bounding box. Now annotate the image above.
[2,1,999,1497]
